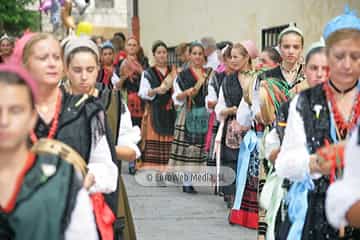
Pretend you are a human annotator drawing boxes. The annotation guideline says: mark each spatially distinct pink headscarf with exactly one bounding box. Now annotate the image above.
[10,32,36,65]
[240,40,259,59]
[0,64,38,101]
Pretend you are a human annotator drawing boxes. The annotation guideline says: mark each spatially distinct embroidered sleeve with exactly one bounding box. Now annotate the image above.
[138,72,156,101]
[326,126,360,228]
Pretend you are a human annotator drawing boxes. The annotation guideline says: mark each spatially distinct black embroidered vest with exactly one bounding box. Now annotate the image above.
[296,84,331,154]
[144,67,176,135]
[222,72,243,108]
[177,68,210,107]
[34,91,103,163]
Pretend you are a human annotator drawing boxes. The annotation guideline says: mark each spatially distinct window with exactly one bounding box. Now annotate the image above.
[95,0,114,8]
[167,46,181,67]
[261,24,291,50]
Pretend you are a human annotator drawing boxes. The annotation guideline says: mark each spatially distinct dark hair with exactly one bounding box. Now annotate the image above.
[137,46,146,62]
[217,41,233,50]
[305,46,325,65]
[263,47,282,64]
[151,40,167,55]
[0,71,35,109]
[66,47,99,66]
[113,32,126,41]
[91,35,104,44]
[175,42,190,57]
[279,31,304,47]
[189,42,205,54]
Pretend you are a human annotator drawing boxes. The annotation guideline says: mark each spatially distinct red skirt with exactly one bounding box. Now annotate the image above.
[229,175,259,229]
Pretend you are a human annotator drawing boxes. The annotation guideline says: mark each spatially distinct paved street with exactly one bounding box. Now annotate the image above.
[122,166,257,240]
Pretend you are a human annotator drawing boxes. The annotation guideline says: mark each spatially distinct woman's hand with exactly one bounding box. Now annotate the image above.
[156,86,168,95]
[317,157,333,175]
[186,87,197,97]
[83,173,95,190]
[257,235,265,240]
[221,106,237,117]
[309,154,321,174]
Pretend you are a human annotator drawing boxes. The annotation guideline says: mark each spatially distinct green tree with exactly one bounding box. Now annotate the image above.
[0,0,40,36]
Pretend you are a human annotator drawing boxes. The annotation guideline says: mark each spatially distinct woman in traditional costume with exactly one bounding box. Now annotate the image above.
[275,7,360,239]
[251,24,306,238]
[169,42,213,194]
[220,41,260,228]
[97,40,116,88]
[215,41,258,207]
[206,44,232,168]
[63,36,141,240]
[258,39,328,240]
[115,36,149,174]
[0,64,98,240]
[257,24,305,92]
[256,47,282,70]
[20,33,119,239]
[138,40,176,172]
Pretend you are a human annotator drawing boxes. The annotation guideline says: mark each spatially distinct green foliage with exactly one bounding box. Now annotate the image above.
[0,0,41,36]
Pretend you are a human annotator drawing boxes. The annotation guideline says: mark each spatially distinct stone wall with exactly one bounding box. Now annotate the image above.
[138,0,360,61]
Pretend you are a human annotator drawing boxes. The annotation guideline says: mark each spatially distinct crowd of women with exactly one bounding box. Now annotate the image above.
[0,5,360,240]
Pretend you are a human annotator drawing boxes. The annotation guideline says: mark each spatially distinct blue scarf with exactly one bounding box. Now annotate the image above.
[233,130,258,210]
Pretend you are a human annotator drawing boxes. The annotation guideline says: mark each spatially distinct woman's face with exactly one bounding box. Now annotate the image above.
[66,51,99,95]
[101,48,114,66]
[154,46,168,66]
[0,82,37,150]
[279,33,303,66]
[0,39,13,56]
[305,52,329,87]
[189,46,205,67]
[230,48,249,71]
[26,38,63,87]
[125,38,139,56]
[327,37,360,86]
[257,51,277,69]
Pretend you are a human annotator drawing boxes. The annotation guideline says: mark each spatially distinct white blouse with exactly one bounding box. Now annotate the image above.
[65,188,99,240]
[205,74,219,112]
[111,71,120,88]
[236,99,253,128]
[214,88,228,122]
[275,95,321,181]
[87,112,118,194]
[236,77,260,128]
[116,103,141,159]
[138,72,156,101]
[265,128,281,161]
[172,77,185,107]
[204,50,220,70]
[326,126,360,228]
